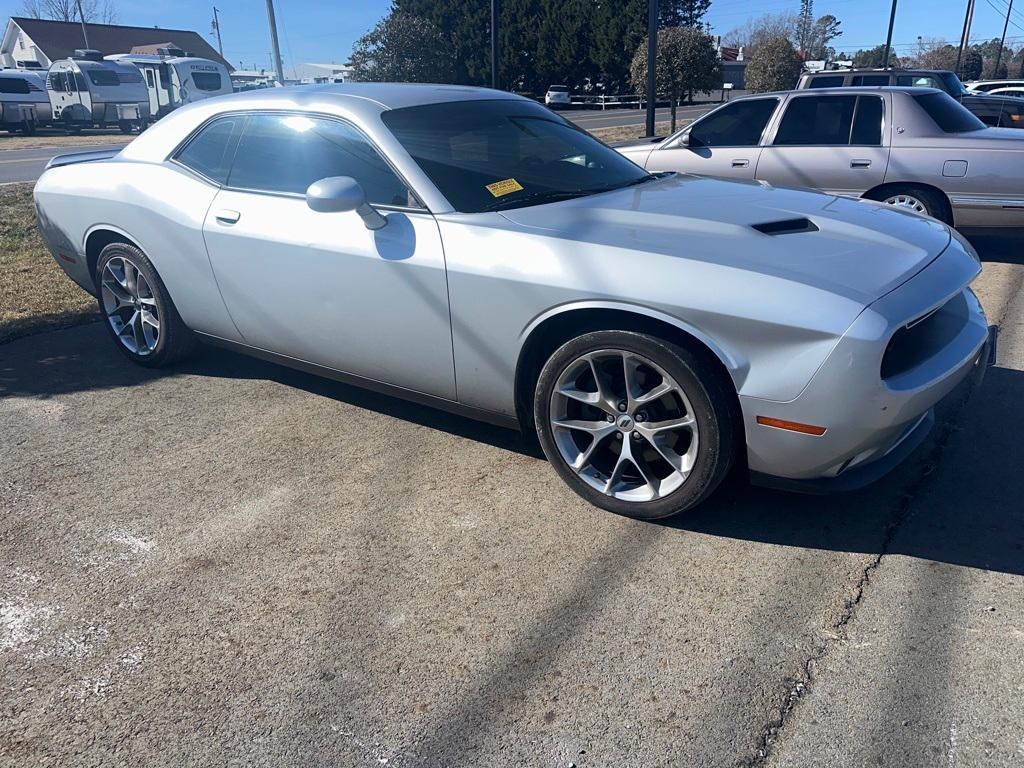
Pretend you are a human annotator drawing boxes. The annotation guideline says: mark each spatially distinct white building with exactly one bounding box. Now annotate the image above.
[291,63,355,85]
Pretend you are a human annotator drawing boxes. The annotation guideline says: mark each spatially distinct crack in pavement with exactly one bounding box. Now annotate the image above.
[739,270,1024,768]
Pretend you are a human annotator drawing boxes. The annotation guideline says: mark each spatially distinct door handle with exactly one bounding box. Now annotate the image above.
[732,159,750,168]
[850,159,872,168]
[215,209,240,224]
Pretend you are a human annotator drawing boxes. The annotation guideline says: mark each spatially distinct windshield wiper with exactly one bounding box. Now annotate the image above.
[585,174,659,195]
[480,189,591,212]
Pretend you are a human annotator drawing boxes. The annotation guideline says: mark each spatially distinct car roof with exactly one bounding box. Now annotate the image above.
[237,82,524,110]
[738,85,941,98]
[805,68,949,75]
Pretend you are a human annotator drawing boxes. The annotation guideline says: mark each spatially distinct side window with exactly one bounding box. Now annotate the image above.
[0,77,31,95]
[74,72,88,92]
[850,75,890,87]
[851,96,884,145]
[145,69,155,88]
[227,113,418,207]
[896,75,942,89]
[807,75,844,89]
[47,72,63,92]
[774,95,857,145]
[175,116,242,184]
[686,99,778,147]
[999,100,1024,127]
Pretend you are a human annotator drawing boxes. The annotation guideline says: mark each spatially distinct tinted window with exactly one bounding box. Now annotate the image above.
[851,96,884,144]
[687,98,778,147]
[192,72,222,91]
[145,69,155,88]
[175,117,241,184]
[74,72,88,91]
[896,74,942,90]
[807,75,844,88]
[117,71,143,84]
[229,113,415,206]
[913,92,986,132]
[0,77,31,95]
[998,99,1024,127]
[47,72,65,92]
[382,99,651,213]
[851,75,890,86]
[774,95,856,145]
[548,85,568,92]
[86,69,120,86]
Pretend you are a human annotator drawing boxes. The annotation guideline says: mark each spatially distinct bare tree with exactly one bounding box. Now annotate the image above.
[20,0,118,24]
[722,12,798,56]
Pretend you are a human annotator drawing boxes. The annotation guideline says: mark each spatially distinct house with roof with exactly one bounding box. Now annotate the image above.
[0,16,232,71]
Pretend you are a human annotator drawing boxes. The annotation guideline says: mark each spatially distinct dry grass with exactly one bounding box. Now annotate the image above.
[0,183,96,344]
[0,132,130,151]
[589,120,685,143]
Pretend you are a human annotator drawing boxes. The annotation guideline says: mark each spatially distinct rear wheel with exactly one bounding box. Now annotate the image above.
[871,185,951,223]
[95,242,196,367]
[534,330,737,520]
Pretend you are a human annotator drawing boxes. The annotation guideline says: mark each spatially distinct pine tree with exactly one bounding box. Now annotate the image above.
[660,0,712,28]
[795,0,813,56]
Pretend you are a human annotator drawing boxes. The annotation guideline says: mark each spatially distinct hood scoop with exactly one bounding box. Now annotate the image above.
[751,217,819,236]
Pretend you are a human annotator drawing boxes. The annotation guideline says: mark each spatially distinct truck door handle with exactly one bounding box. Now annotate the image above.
[732,159,750,168]
[215,209,240,224]
[851,159,872,168]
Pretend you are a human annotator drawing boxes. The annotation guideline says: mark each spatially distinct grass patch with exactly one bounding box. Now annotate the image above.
[0,132,130,151]
[0,183,96,345]
[589,120,682,144]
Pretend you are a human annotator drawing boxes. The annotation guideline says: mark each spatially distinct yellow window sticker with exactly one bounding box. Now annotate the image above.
[486,178,524,197]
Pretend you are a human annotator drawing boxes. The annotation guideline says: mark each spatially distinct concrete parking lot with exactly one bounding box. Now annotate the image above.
[2,235,1023,766]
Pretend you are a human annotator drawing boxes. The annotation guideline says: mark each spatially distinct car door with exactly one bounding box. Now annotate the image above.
[200,112,457,400]
[755,93,889,196]
[643,97,779,180]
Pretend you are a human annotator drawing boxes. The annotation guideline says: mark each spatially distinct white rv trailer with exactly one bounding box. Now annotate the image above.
[106,49,232,118]
[0,69,50,134]
[46,50,150,134]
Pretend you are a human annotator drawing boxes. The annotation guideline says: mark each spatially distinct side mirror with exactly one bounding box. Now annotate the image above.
[305,176,386,230]
[678,132,690,147]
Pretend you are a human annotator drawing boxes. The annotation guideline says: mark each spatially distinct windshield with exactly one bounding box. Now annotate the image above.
[913,92,986,132]
[938,71,969,97]
[381,98,651,213]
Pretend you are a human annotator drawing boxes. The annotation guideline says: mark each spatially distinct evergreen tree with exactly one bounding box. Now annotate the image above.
[795,0,813,55]
[660,0,712,28]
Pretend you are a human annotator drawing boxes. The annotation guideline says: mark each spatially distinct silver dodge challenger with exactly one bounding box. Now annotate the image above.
[34,84,990,519]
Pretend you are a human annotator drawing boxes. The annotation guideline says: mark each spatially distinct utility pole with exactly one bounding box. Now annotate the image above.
[490,0,499,89]
[955,0,976,76]
[881,0,898,68]
[996,0,1013,74]
[644,0,658,138]
[264,0,286,87]
[74,0,90,48]
[212,6,224,59]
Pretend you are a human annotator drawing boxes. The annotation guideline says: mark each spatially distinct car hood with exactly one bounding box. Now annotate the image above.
[498,173,952,305]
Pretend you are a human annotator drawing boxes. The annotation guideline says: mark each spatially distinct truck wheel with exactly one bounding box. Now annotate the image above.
[118,120,134,134]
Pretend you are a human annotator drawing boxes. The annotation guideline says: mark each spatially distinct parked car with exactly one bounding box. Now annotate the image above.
[46,50,150,134]
[987,86,1024,98]
[0,69,50,134]
[966,79,1024,92]
[618,86,1024,228]
[34,84,988,518]
[106,50,232,119]
[545,84,570,108]
[797,68,1024,128]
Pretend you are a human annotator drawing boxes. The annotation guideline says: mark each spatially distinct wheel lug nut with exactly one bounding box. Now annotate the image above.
[606,414,615,423]
[632,431,641,440]
[635,412,647,422]
[617,401,627,412]
[614,433,622,440]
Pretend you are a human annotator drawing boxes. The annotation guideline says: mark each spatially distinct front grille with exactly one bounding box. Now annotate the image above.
[881,292,969,381]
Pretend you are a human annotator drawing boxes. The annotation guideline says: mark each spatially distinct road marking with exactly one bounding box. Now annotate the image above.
[0,157,42,165]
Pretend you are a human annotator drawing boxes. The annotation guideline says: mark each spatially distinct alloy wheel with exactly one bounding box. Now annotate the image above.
[883,193,928,215]
[100,256,160,355]
[549,349,699,503]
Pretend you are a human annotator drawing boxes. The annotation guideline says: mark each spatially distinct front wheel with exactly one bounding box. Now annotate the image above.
[534,330,737,520]
[95,242,196,367]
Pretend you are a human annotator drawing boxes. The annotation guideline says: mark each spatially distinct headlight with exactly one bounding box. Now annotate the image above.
[948,225,981,265]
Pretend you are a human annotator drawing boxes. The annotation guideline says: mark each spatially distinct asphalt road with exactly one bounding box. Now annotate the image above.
[0,143,127,185]
[561,103,718,130]
[1,236,1023,766]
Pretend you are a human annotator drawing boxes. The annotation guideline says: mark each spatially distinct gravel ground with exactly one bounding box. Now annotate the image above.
[1,244,1022,767]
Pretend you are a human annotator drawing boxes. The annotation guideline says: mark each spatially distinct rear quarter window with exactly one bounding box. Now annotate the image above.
[174,116,242,184]
[913,92,986,132]
[807,75,844,88]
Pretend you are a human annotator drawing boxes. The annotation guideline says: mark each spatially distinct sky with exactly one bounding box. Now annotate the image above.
[3,0,1023,74]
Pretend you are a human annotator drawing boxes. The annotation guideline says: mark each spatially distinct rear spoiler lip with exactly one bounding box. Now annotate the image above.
[45,148,122,171]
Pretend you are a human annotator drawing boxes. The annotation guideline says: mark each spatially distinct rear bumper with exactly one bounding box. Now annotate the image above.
[741,240,987,488]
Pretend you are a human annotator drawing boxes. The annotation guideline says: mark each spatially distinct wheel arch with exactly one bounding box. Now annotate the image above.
[83,225,143,290]
[862,181,954,224]
[513,302,746,432]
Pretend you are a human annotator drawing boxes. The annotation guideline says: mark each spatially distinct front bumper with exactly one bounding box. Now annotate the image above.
[742,241,988,489]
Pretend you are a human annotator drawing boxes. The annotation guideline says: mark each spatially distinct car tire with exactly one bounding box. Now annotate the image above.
[94,242,196,368]
[872,185,951,224]
[534,330,737,520]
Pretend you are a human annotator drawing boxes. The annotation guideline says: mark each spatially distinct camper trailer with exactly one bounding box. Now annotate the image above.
[106,49,232,118]
[46,50,150,134]
[0,69,50,134]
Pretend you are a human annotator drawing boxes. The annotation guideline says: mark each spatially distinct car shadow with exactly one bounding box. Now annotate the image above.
[964,229,1024,265]
[3,325,1022,577]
